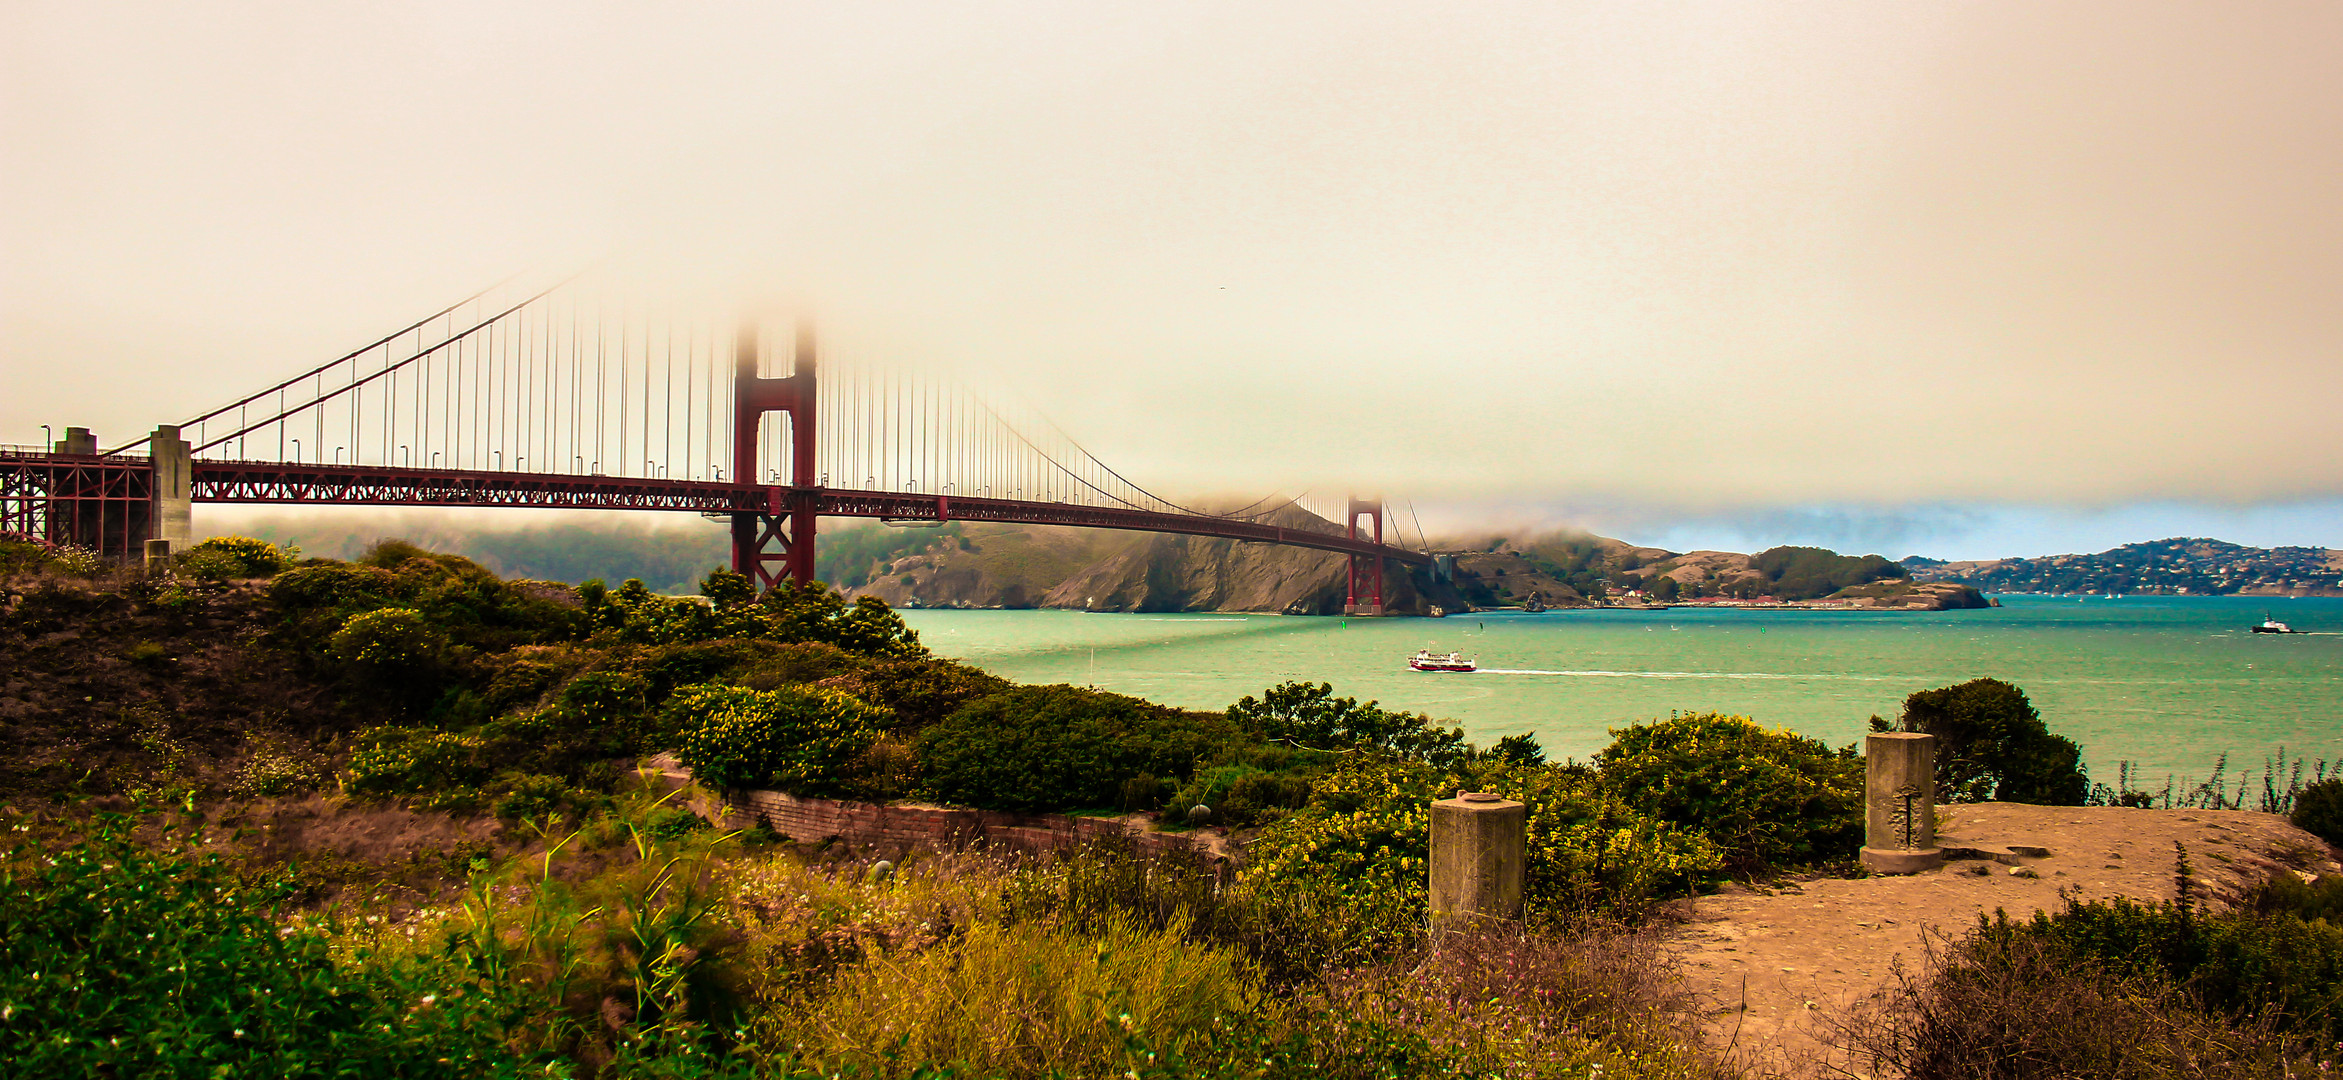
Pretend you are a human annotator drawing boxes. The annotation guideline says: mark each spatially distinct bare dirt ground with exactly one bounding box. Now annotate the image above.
[1664,802,2342,1078]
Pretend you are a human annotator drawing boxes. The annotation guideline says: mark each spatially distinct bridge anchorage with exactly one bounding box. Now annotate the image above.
[4,279,1429,612]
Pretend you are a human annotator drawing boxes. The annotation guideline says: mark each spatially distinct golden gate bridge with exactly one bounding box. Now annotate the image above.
[1,274,1428,613]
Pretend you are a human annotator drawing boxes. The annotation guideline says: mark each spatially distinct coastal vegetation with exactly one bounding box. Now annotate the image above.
[4,535,2340,1078]
[1842,854,2343,1078]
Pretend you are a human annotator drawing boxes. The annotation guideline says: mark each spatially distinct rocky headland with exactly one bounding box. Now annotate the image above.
[836,516,1989,615]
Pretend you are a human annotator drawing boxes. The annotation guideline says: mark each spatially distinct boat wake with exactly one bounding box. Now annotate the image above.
[1476,668,1895,681]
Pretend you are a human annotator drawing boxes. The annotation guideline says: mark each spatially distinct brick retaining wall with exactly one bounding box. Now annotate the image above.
[716,787,1229,862]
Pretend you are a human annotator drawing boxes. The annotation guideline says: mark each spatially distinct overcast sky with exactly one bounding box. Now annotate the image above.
[7,2,2339,560]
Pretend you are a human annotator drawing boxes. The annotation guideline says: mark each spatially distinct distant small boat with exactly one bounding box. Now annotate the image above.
[2252,614,2302,635]
[1408,648,1478,673]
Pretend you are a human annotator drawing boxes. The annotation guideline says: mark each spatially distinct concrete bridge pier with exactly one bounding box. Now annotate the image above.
[150,425,192,553]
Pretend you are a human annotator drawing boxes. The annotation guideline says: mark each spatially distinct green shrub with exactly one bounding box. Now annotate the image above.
[582,577,717,644]
[1843,909,2316,1079]
[558,669,651,720]
[1977,881,2343,1046]
[753,581,927,659]
[489,772,579,821]
[1596,712,1864,872]
[2290,778,2343,845]
[2251,871,2343,925]
[186,535,294,578]
[175,546,250,581]
[816,656,1010,732]
[1242,757,1721,962]
[271,551,583,660]
[641,805,711,841]
[0,814,518,1077]
[1491,732,1548,765]
[269,560,401,615]
[1227,681,1471,767]
[230,752,325,798]
[1226,770,1314,821]
[1899,678,2087,804]
[670,683,891,796]
[1119,772,1175,812]
[344,726,488,797]
[1170,764,1313,826]
[0,537,48,574]
[43,543,104,578]
[355,537,433,568]
[327,607,442,670]
[915,685,1236,811]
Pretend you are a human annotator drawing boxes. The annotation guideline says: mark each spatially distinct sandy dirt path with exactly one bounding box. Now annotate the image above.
[1663,803,2340,1078]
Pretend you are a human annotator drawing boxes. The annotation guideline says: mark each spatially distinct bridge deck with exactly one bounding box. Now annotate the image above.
[1,453,1428,566]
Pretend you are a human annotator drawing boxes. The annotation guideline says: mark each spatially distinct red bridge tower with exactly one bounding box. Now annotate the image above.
[1344,496,1385,616]
[731,323,819,589]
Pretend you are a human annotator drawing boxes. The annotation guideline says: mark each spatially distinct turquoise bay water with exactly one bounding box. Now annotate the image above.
[900,596,2343,783]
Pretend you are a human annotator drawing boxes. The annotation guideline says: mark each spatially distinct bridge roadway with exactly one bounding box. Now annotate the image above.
[182,458,1433,566]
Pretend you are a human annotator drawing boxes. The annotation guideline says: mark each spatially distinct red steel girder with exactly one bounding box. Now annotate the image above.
[190,461,754,512]
[178,461,1430,567]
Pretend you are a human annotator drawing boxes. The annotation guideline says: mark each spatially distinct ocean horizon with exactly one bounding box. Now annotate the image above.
[901,594,2343,790]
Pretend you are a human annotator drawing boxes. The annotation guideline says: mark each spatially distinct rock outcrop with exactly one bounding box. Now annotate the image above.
[844,505,1462,615]
[837,520,1985,615]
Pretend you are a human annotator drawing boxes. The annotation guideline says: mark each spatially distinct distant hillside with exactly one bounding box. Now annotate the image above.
[838,503,1466,615]
[212,511,1986,613]
[1905,537,2343,596]
[1444,535,1919,606]
[228,515,729,594]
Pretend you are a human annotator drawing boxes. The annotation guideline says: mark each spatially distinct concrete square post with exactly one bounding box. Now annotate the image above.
[1860,732,1944,874]
[149,425,193,553]
[1430,791,1525,932]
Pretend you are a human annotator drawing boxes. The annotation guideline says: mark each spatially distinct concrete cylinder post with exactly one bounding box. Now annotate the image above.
[144,538,172,577]
[1860,732,1945,874]
[1430,791,1526,933]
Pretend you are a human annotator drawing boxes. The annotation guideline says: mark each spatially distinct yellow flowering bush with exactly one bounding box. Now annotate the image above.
[184,535,294,578]
[343,726,488,797]
[1595,711,1863,871]
[326,607,440,668]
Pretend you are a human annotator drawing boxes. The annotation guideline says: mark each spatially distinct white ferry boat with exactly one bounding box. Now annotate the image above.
[1408,648,1478,673]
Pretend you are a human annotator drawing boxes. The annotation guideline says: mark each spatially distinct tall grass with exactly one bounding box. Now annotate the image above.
[1833,925,2316,1079]
[2087,749,2337,811]
[756,911,1259,1077]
